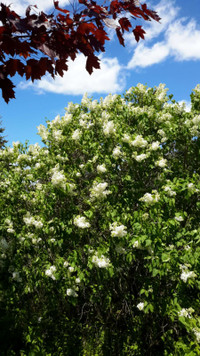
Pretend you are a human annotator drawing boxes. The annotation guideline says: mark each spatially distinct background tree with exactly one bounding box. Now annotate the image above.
[0,119,7,148]
[1,84,200,354]
[0,0,160,103]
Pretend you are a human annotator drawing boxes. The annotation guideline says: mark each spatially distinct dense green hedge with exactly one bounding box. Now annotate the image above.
[1,83,200,355]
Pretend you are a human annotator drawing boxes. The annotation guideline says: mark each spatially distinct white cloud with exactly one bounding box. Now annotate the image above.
[144,0,179,41]
[2,0,70,15]
[167,19,200,61]
[127,42,169,68]
[127,0,200,69]
[19,54,124,95]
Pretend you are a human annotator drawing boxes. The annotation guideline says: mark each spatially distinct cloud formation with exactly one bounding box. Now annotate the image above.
[19,55,125,95]
[127,0,200,69]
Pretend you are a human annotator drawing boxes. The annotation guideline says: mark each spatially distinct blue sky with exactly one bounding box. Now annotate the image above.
[1,0,200,146]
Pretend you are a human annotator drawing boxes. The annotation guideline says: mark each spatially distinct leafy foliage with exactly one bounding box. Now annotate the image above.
[1,84,200,354]
[0,1,160,103]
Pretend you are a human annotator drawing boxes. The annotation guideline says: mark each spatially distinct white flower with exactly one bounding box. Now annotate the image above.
[112,146,121,158]
[74,216,90,228]
[192,115,200,125]
[103,121,116,136]
[37,124,48,140]
[135,154,147,162]
[7,228,15,233]
[193,329,200,343]
[137,302,144,311]
[188,183,194,190]
[92,254,110,268]
[68,266,75,273]
[97,164,107,173]
[45,265,56,280]
[150,141,160,150]
[157,129,165,137]
[23,214,35,226]
[90,182,111,199]
[142,213,149,220]
[53,129,63,141]
[122,134,131,142]
[51,169,65,184]
[72,129,81,140]
[131,135,148,148]
[36,183,43,190]
[156,158,167,168]
[75,278,81,284]
[178,308,192,318]
[12,271,22,282]
[63,113,72,124]
[81,93,90,106]
[136,83,147,93]
[180,270,196,283]
[133,240,139,248]
[110,222,127,238]
[63,261,69,267]
[66,288,78,297]
[175,216,184,222]
[33,220,43,229]
[35,163,41,169]
[164,186,176,196]
[140,191,160,204]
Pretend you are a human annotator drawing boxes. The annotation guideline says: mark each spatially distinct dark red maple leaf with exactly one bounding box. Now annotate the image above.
[0,0,160,103]
[86,54,100,74]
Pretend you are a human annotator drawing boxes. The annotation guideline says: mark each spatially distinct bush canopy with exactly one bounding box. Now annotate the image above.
[1,83,200,355]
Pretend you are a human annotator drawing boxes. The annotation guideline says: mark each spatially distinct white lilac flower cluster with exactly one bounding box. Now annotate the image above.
[178,308,193,318]
[103,121,116,136]
[90,182,111,199]
[45,265,56,280]
[155,83,168,102]
[150,141,160,150]
[5,218,15,234]
[163,185,176,196]
[175,215,184,222]
[131,135,148,148]
[193,328,200,343]
[92,253,110,268]
[51,167,66,190]
[97,164,107,173]
[134,153,148,162]
[155,158,167,168]
[12,271,22,282]
[180,265,196,283]
[66,288,78,297]
[103,93,118,107]
[110,222,127,238]
[139,190,160,204]
[72,129,81,140]
[37,124,49,141]
[74,216,90,229]
[112,146,121,158]
[23,213,43,229]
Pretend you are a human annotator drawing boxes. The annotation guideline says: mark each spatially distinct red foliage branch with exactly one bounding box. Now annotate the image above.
[0,1,160,103]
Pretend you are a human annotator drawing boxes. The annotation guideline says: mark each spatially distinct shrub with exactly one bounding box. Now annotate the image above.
[1,83,200,355]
